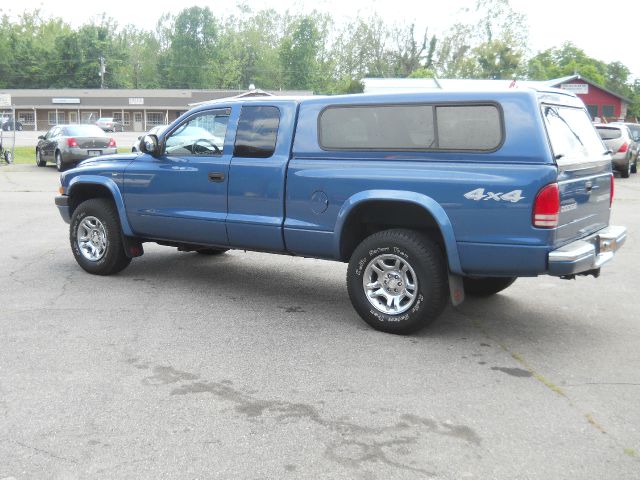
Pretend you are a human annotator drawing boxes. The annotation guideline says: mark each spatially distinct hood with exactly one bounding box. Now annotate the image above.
[76,153,137,168]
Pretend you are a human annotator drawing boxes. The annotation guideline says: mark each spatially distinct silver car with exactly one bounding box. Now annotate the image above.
[36,124,118,172]
[595,124,638,178]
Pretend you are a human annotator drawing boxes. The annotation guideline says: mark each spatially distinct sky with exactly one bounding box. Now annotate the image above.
[3,0,640,80]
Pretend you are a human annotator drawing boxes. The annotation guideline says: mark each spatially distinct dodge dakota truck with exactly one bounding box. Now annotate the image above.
[55,89,627,334]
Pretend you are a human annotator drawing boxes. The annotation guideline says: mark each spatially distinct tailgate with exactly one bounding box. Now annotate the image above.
[541,104,612,246]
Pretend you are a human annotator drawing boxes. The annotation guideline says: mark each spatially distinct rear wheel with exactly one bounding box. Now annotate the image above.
[347,229,448,335]
[463,277,517,297]
[621,156,631,178]
[70,198,131,275]
[631,157,637,174]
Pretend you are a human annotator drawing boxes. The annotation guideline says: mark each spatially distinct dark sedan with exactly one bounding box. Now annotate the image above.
[36,125,117,171]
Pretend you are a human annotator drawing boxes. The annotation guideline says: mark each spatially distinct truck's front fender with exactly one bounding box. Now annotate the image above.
[334,189,463,274]
[67,175,134,237]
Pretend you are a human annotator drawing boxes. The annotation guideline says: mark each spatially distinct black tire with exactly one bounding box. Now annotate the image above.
[463,277,517,297]
[70,198,131,275]
[621,154,631,178]
[347,229,448,335]
[35,149,46,167]
[55,150,65,172]
[196,248,229,255]
[17,124,23,131]
[631,158,637,174]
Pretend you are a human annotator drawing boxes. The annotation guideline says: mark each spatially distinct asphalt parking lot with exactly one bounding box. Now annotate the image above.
[0,165,639,479]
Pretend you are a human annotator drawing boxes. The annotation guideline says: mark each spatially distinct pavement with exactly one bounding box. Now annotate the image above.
[0,165,639,480]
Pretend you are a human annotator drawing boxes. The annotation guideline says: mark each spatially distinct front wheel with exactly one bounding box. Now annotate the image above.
[70,198,131,275]
[36,149,46,167]
[631,157,637,174]
[463,277,516,297]
[347,229,448,334]
[55,151,65,172]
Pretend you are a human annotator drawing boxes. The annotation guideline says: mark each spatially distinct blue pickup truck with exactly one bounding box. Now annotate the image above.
[55,88,627,334]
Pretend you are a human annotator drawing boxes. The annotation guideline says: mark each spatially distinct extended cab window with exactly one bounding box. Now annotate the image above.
[543,105,605,164]
[165,110,229,156]
[234,106,280,158]
[319,104,501,151]
[436,105,501,150]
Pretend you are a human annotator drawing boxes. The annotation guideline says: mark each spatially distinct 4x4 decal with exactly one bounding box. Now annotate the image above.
[464,188,525,203]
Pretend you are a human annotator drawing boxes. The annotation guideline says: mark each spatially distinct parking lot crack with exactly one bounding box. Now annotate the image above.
[462,313,640,463]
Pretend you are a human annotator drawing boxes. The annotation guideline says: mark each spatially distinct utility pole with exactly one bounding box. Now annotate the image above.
[99,57,106,89]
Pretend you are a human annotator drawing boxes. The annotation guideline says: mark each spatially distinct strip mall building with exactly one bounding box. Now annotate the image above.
[0,88,309,131]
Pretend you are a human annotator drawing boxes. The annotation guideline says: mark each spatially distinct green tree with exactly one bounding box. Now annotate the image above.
[527,42,607,85]
[162,6,219,88]
[279,16,322,90]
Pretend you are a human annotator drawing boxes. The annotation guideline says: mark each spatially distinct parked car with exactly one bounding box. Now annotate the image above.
[55,89,626,334]
[595,124,638,177]
[1,116,23,131]
[36,124,117,171]
[95,117,124,132]
[132,125,168,153]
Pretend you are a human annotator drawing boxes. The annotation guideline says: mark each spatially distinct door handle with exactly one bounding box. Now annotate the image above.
[208,172,225,182]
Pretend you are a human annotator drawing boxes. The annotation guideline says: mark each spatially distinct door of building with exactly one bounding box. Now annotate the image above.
[133,112,143,132]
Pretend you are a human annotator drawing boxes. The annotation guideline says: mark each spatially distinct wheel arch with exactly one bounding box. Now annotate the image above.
[335,190,462,274]
[67,176,134,236]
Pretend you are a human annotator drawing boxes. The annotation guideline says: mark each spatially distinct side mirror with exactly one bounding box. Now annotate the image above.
[38,135,45,140]
[140,134,160,156]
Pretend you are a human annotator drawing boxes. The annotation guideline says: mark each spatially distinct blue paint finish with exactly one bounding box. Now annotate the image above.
[457,242,549,276]
[67,173,134,236]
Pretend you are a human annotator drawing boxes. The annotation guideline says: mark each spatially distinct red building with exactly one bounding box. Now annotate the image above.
[548,75,632,121]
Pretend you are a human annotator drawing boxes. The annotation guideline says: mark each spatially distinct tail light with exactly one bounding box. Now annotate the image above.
[610,174,614,208]
[533,183,559,228]
[108,138,116,147]
[618,142,628,153]
[67,138,78,148]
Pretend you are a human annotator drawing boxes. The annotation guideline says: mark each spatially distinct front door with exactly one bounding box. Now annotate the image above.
[133,112,143,132]
[123,108,231,246]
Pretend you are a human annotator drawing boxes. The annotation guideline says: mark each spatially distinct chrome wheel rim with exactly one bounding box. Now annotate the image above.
[362,254,418,315]
[36,150,41,164]
[77,216,108,261]
[56,154,61,169]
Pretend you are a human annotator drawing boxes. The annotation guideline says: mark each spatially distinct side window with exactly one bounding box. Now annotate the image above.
[233,106,280,158]
[164,110,229,156]
[320,105,435,150]
[318,103,502,151]
[436,105,502,150]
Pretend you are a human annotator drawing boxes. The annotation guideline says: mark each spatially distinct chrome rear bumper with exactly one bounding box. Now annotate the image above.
[548,226,627,276]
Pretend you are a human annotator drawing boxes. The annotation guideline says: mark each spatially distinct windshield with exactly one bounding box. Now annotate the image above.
[63,125,107,137]
[596,127,622,140]
[542,105,606,164]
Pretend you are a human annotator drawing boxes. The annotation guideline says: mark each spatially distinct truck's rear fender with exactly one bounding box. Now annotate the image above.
[66,175,134,236]
[335,190,463,274]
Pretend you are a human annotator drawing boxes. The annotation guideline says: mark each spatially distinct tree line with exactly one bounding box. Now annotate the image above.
[1,1,639,115]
